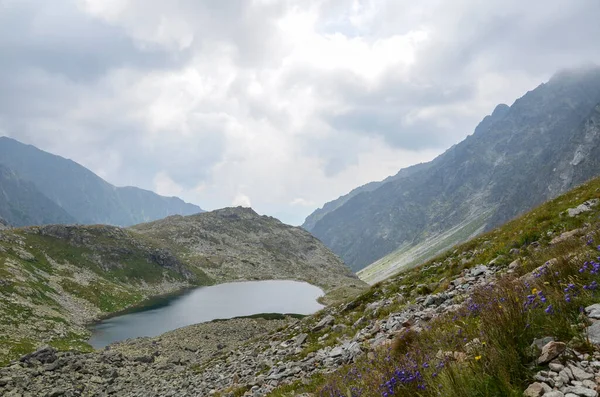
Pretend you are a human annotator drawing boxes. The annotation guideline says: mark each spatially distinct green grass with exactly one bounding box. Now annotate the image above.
[268,176,600,396]
[60,279,144,313]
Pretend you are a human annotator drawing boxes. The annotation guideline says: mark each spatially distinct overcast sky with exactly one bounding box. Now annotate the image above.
[1,0,599,225]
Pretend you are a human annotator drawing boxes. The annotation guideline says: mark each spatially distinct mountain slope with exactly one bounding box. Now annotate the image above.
[304,66,600,277]
[0,207,364,364]
[0,137,202,226]
[0,164,77,227]
[130,207,364,295]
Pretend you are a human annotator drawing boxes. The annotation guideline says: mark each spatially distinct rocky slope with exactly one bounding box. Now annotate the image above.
[130,207,364,298]
[0,207,363,364]
[0,164,76,227]
[303,66,600,280]
[0,136,202,227]
[2,176,600,396]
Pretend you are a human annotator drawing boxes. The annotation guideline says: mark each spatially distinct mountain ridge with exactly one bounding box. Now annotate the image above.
[0,136,203,226]
[303,66,600,278]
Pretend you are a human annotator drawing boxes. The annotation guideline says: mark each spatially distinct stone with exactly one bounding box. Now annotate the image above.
[538,341,566,364]
[312,315,335,332]
[566,199,599,217]
[562,386,597,397]
[567,364,594,381]
[544,392,565,397]
[585,304,600,319]
[509,259,522,269]
[294,333,308,347]
[470,265,488,277]
[550,229,583,245]
[523,382,545,397]
[329,347,344,358]
[19,346,57,364]
[549,362,565,372]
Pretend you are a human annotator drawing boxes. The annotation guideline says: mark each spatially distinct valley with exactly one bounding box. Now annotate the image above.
[0,208,365,366]
[2,172,600,397]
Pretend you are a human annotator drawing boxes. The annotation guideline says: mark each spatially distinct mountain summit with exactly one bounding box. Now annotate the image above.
[303,66,600,281]
[0,137,202,226]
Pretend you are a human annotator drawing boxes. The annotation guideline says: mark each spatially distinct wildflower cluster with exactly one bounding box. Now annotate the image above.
[381,367,425,396]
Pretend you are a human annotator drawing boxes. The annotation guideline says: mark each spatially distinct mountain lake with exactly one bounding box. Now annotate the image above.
[89,280,324,348]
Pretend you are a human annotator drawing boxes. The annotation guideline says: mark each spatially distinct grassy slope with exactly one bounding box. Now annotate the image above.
[268,176,600,396]
[0,225,211,365]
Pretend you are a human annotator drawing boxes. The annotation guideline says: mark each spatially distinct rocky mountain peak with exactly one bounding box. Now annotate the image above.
[304,65,600,276]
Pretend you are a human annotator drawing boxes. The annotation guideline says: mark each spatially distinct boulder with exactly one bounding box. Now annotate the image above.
[537,341,566,364]
[312,315,335,332]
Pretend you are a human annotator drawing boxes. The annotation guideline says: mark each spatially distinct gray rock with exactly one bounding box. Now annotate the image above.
[294,333,308,347]
[567,199,599,217]
[312,315,335,332]
[585,304,600,319]
[523,382,546,397]
[567,364,594,381]
[538,341,566,364]
[329,347,344,358]
[563,386,597,397]
[470,265,488,277]
[550,362,565,372]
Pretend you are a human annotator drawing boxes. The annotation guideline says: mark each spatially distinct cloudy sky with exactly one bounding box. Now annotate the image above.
[1,0,599,225]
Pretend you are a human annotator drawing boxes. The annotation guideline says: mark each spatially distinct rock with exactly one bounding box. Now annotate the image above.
[544,392,565,397]
[567,364,594,381]
[329,347,344,358]
[470,265,488,277]
[0,377,11,386]
[549,362,565,372]
[133,355,155,363]
[294,333,308,347]
[47,388,66,397]
[585,304,600,319]
[563,386,597,397]
[523,382,545,397]
[312,315,335,332]
[566,199,599,217]
[586,322,600,345]
[19,346,57,364]
[550,229,583,245]
[509,259,522,269]
[538,341,566,364]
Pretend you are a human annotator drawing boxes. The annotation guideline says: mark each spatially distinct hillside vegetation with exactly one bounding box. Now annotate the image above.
[304,67,600,280]
[0,207,363,365]
[267,175,600,396]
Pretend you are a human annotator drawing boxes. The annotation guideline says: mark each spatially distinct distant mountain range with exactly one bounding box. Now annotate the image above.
[303,66,600,281]
[0,137,202,227]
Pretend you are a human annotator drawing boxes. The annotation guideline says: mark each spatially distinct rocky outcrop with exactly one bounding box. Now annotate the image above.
[303,66,600,278]
[130,207,365,293]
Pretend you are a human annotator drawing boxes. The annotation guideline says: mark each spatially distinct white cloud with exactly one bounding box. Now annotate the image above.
[153,171,184,197]
[232,193,252,208]
[1,0,599,226]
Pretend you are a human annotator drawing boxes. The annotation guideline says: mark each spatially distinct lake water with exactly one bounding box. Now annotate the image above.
[88,280,324,348]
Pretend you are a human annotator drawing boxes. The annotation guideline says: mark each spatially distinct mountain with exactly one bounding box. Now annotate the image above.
[0,206,364,364]
[0,164,77,227]
[0,137,202,226]
[303,66,600,280]
[130,207,362,294]
[0,216,10,230]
